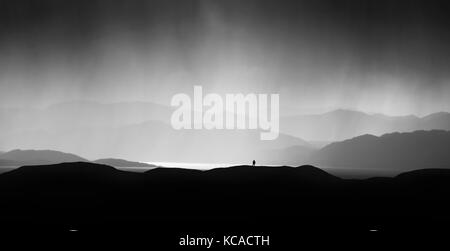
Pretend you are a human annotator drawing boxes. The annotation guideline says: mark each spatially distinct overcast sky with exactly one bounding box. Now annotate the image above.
[1,0,450,116]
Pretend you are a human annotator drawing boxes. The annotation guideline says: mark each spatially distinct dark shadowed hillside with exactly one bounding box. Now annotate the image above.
[0,161,449,243]
[309,130,450,170]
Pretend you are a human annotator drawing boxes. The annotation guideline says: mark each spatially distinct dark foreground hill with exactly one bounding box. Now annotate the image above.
[0,162,449,247]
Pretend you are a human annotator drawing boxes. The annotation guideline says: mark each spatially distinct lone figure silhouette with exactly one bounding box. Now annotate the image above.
[252,160,256,166]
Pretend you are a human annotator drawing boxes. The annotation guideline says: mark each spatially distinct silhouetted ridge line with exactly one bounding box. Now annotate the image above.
[395,168,450,183]
[93,158,156,167]
[0,149,87,166]
[6,161,118,175]
[281,109,450,142]
[0,161,450,233]
[309,130,450,170]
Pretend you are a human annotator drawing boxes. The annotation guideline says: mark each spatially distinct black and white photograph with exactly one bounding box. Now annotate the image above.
[0,0,450,248]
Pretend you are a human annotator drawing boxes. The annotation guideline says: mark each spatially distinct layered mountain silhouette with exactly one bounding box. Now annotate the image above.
[0,149,164,170]
[309,130,450,170]
[281,109,450,141]
[1,120,309,162]
[0,149,87,166]
[2,129,450,172]
[0,162,450,241]
[3,101,450,163]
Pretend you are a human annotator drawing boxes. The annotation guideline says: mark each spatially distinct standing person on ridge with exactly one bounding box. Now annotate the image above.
[252,160,256,166]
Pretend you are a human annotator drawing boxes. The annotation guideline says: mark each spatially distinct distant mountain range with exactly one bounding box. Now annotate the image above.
[0,149,155,168]
[0,120,309,163]
[1,101,450,164]
[0,149,87,165]
[281,109,450,141]
[0,101,310,162]
[2,129,450,172]
[309,130,450,170]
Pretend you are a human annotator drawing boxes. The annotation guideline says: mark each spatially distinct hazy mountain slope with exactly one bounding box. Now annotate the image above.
[0,159,22,166]
[0,101,312,162]
[0,149,88,165]
[100,121,312,162]
[0,120,311,163]
[309,130,450,170]
[281,109,450,141]
[260,145,316,166]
